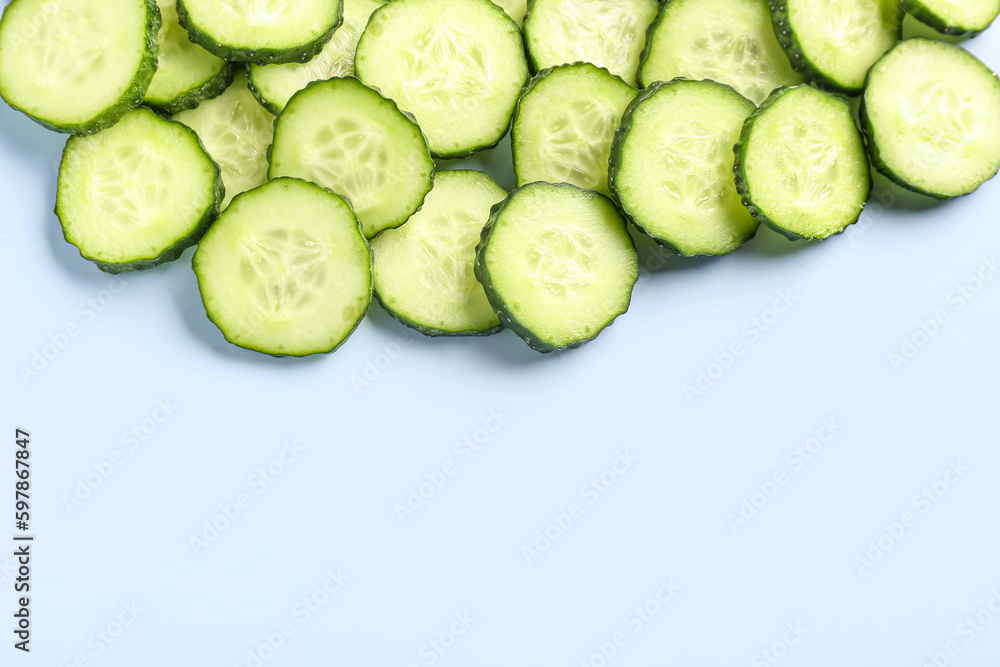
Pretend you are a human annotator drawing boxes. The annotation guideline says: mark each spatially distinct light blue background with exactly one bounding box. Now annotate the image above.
[2,10,1000,667]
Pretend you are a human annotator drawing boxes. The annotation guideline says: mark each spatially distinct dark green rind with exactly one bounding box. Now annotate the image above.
[246,67,282,116]
[0,0,161,136]
[733,84,872,241]
[373,291,503,338]
[511,60,635,189]
[56,109,224,273]
[194,178,372,358]
[902,0,998,37]
[768,0,902,95]
[176,0,343,65]
[608,77,758,256]
[473,182,637,354]
[634,0,668,89]
[144,61,236,116]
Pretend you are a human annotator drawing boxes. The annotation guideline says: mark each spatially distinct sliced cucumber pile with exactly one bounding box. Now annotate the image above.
[523,0,659,86]
[493,0,528,26]
[639,0,802,105]
[735,85,872,240]
[56,108,222,273]
[269,77,434,238]
[903,0,1000,36]
[194,178,372,357]
[247,0,385,114]
[371,170,505,336]
[862,38,1000,199]
[513,62,636,195]
[610,79,758,256]
[770,0,902,94]
[475,182,638,352]
[0,0,159,135]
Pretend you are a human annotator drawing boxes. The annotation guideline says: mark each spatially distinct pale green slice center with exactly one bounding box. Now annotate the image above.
[89,142,176,229]
[238,226,333,322]
[400,22,492,111]
[539,99,621,193]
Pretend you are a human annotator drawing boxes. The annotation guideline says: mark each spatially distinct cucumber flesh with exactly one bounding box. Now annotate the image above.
[523,0,659,86]
[903,0,1000,36]
[269,77,434,238]
[371,170,505,336]
[174,71,274,209]
[355,0,528,158]
[639,0,802,105]
[735,85,871,240]
[610,79,758,256]
[56,108,222,273]
[475,182,638,353]
[862,38,1000,199]
[144,0,234,114]
[0,0,159,135]
[493,0,528,25]
[194,178,372,357]
[512,62,636,196]
[247,0,385,114]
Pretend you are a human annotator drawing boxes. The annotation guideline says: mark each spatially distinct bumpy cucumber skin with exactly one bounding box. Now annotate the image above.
[0,0,161,136]
[373,291,503,338]
[56,110,225,273]
[176,0,343,65]
[474,182,637,354]
[608,77,758,256]
[902,0,998,37]
[733,85,872,240]
[768,0,902,95]
[246,69,282,116]
[145,62,236,116]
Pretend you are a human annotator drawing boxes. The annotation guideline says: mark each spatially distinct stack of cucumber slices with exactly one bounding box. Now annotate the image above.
[1,0,999,356]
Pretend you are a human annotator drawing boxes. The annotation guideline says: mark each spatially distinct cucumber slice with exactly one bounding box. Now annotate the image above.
[144,0,234,115]
[177,0,342,65]
[247,0,385,114]
[0,0,159,135]
[371,170,505,336]
[638,0,802,105]
[770,0,902,95]
[493,0,528,26]
[903,0,1000,36]
[354,0,528,158]
[861,38,1000,199]
[735,85,871,240]
[512,62,636,196]
[269,77,434,238]
[174,71,274,209]
[609,79,758,256]
[474,182,638,353]
[523,0,658,86]
[193,178,372,357]
[56,107,222,273]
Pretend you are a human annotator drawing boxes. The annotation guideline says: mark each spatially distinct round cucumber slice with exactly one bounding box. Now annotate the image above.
[475,182,638,353]
[247,0,385,114]
[193,178,372,357]
[512,62,637,196]
[735,85,871,240]
[56,108,223,273]
[269,77,434,238]
[862,38,1000,199]
[610,79,758,256]
[354,0,528,158]
[903,0,1000,36]
[144,0,234,115]
[177,0,343,65]
[0,0,159,135]
[371,170,505,337]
